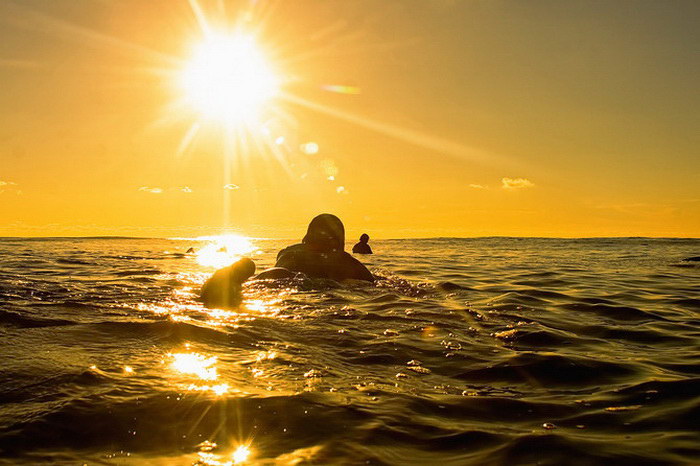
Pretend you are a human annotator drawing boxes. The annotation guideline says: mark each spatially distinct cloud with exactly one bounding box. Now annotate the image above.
[138,186,163,194]
[595,202,677,216]
[181,186,193,193]
[0,181,20,195]
[501,177,534,190]
[336,186,348,194]
[469,184,486,189]
[223,184,239,190]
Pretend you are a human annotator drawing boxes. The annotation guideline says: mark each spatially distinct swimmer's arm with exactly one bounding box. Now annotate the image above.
[253,267,296,280]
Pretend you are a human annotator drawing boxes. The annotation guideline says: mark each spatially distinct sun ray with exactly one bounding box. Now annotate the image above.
[8,0,515,216]
[281,91,499,165]
[217,0,227,16]
[188,0,212,37]
[176,122,202,158]
[223,127,236,230]
[243,0,282,38]
[0,2,178,67]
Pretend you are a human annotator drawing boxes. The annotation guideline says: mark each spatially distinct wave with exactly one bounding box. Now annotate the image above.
[0,309,75,328]
[456,353,638,387]
[561,302,662,322]
[1,237,699,464]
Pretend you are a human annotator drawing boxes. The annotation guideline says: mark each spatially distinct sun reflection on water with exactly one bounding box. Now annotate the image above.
[198,444,252,465]
[169,352,218,381]
[136,290,285,329]
[188,383,230,396]
[232,445,252,464]
[193,234,257,269]
[166,348,244,396]
[242,298,278,315]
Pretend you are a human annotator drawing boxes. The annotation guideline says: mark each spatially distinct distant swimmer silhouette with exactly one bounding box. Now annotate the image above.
[200,257,256,308]
[682,256,700,262]
[352,233,373,255]
[186,247,196,254]
[255,214,374,282]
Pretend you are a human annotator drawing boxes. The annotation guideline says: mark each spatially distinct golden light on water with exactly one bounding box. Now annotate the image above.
[169,352,218,381]
[194,234,256,268]
[187,383,230,396]
[212,383,230,396]
[197,444,252,466]
[232,445,251,464]
[167,348,240,396]
[178,31,279,125]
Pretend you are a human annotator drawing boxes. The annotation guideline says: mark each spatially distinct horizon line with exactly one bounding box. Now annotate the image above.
[0,235,698,241]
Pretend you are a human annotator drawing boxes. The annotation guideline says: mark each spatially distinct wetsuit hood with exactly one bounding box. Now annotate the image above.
[302,213,345,252]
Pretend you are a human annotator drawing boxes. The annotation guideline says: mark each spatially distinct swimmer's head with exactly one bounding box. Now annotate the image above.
[303,213,345,252]
[228,257,256,281]
[360,233,369,243]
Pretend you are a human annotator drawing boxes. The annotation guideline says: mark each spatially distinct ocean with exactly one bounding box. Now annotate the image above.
[0,237,699,465]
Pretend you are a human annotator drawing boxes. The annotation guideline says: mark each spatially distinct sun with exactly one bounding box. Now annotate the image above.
[179,31,279,125]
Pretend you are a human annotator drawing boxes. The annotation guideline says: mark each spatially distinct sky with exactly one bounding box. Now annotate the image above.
[0,0,698,238]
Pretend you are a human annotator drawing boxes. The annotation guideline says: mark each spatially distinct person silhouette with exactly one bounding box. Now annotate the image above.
[352,233,373,255]
[200,257,256,308]
[200,214,374,308]
[257,214,374,282]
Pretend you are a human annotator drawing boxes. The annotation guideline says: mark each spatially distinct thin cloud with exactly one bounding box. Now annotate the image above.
[595,202,677,216]
[0,181,20,194]
[181,186,193,193]
[138,186,163,194]
[469,184,486,189]
[502,177,534,190]
[223,184,239,190]
[0,58,40,69]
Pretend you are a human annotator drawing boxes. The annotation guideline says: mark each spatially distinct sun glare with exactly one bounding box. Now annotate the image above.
[232,445,251,464]
[179,32,279,124]
[194,234,256,268]
[169,352,218,381]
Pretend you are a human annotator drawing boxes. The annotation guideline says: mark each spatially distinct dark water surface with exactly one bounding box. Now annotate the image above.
[0,237,699,465]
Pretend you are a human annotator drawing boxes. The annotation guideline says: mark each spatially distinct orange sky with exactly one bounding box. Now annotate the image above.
[1,0,698,238]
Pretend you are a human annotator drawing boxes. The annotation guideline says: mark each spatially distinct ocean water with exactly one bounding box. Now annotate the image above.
[0,237,699,465]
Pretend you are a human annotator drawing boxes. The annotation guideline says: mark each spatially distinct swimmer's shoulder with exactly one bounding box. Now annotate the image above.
[352,243,372,254]
[276,243,306,260]
[336,251,374,282]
